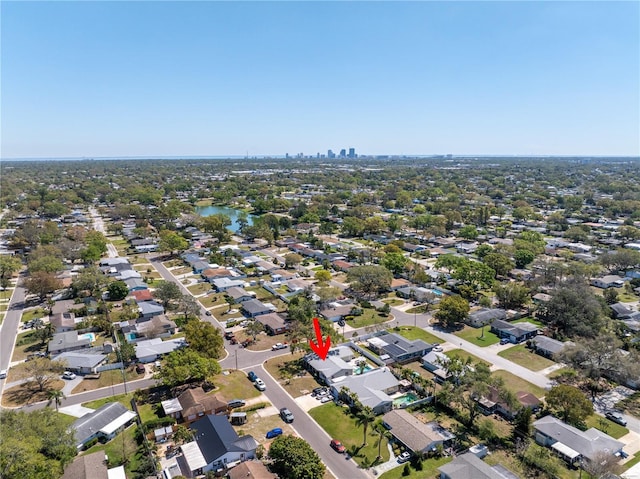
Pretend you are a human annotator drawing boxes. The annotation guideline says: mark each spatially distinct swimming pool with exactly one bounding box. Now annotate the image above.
[393,392,420,408]
[428,288,444,297]
[79,332,96,343]
[353,364,373,375]
[125,332,137,342]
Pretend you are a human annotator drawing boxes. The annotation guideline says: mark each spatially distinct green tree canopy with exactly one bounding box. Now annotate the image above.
[381,252,409,276]
[346,265,393,298]
[153,280,182,308]
[268,435,325,479]
[545,385,593,426]
[155,348,221,387]
[435,295,470,328]
[159,230,189,256]
[183,320,224,359]
[542,282,604,337]
[107,280,129,300]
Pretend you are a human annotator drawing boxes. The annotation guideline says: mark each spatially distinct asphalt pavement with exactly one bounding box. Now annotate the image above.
[0,279,27,397]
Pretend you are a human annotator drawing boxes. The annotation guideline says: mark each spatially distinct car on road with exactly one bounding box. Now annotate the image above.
[205,311,212,316]
[62,371,77,380]
[432,345,443,352]
[330,439,346,453]
[228,399,246,408]
[254,378,266,391]
[499,338,511,345]
[247,371,258,382]
[266,428,283,439]
[272,343,288,351]
[224,331,235,340]
[279,407,294,423]
[0,369,7,379]
[397,451,412,463]
[605,411,627,426]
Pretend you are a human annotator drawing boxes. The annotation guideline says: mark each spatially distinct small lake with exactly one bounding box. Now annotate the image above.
[195,205,255,233]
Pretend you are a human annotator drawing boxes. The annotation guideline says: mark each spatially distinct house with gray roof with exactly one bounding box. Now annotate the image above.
[611,302,634,319]
[367,332,435,364]
[490,320,538,344]
[50,312,77,333]
[305,354,354,384]
[48,331,92,354]
[591,275,626,289]
[177,415,257,477]
[241,299,272,318]
[61,451,108,479]
[52,351,108,374]
[138,300,164,319]
[530,336,571,359]
[382,409,455,455]
[438,452,521,479]
[124,277,147,292]
[135,337,186,363]
[72,402,137,450]
[225,286,254,303]
[467,308,507,327]
[330,367,399,415]
[533,415,625,466]
[211,277,246,292]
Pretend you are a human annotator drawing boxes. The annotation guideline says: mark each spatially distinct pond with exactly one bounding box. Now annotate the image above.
[195,205,255,233]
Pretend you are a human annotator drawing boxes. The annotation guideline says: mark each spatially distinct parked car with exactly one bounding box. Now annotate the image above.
[254,378,266,391]
[320,395,332,403]
[0,369,7,379]
[279,407,294,423]
[397,451,412,463]
[247,371,258,382]
[228,399,246,409]
[337,319,346,327]
[135,363,146,374]
[272,343,288,351]
[205,311,212,316]
[432,345,443,352]
[266,428,283,439]
[312,387,326,395]
[330,439,346,453]
[499,338,511,345]
[224,331,235,340]
[605,411,627,426]
[62,371,77,380]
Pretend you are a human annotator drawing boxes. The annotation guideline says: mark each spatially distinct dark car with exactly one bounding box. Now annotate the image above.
[266,428,283,439]
[605,411,627,426]
[247,371,257,382]
[224,331,235,340]
[330,439,346,453]
[228,399,246,408]
[135,363,145,374]
[205,311,212,316]
[280,407,294,423]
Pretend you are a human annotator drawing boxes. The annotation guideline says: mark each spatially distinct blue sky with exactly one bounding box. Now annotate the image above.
[2,1,638,158]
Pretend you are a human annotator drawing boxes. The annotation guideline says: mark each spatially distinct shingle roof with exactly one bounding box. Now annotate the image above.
[190,415,257,464]
[178,387,227,417]
[61,451,108,479]
[437,453,520,479]
[382,410,455,454]
[72,403,132,446]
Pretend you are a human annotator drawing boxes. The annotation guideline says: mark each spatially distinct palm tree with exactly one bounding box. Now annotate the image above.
[355,406,376,446]
[47,389,66,412]
[374,421,391,461]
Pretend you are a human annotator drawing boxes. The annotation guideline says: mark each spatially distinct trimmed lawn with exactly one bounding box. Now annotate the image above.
[1,379,66,407]
[71,367,141,394]
[264,352,322,398]
[11,330,46,362]
[234,330,290,352]
[513,316,545,328]
[584,414,629,439]
[405,305,430,314]
[213,370,262,401]
[245,287,274,301]
[395,326,443,344]
[187,282,213,295]
[84,424,144,473]
[347,309,392,329]
[445,349,491,367]
[378,456,452,479]
[492,370,546,398]
[498,344,555,371]
[382,298,404,306]
[309,402,390,467]
[453,325,500,347]
[163,259,184,268]
[625,451,640,470]
[21,308,47,323]
[0,304,8,312]
[84,393,135,410]
[171,266,193,275]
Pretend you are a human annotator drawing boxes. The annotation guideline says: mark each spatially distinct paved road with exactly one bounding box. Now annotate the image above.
[256,363,368,479]
[0,277,27,397]
[89,207,118,257]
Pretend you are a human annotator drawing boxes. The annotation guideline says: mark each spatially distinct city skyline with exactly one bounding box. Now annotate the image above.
[2,1,639,159]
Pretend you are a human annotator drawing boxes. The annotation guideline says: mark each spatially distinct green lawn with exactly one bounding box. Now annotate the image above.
[498,344,555,371]
[309,402,390,467]
[584,414,629,439]
[491,370,546,398]
[83,393,135,410]
[83,424,145,474]
[625,451,640,471]
[445,349,491,367]
[513,317,545,328]
[213,370,262,401]
[405,305,430,314]
[378,456,452,479]
[454,325,500,347]
[382,298,404,306]
[347,309,392,329]
[246,287,274,301]
[394,326,443,345]
[21,308,47,323]
[187,282,212,295]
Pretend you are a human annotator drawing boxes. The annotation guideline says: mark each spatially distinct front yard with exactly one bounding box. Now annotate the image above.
[212,369,263,401]
[263,352,321,398]
[309,402,390,467]
[71,367,141,394]
[453,325,500,347]
[584,414,629,439]
[378,456,452,479]
[346,309,392,329]
[445,349,491,367]
[394,326,443,345]
[491,370,547,398]
[498,344,555,371]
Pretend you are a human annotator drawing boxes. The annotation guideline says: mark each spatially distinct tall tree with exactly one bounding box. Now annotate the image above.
[435,295,470,329]
[107,280,129,300]
[346,265,393,298]
[153,280,182,308]
[25,272,61,302]
[158,230,188,256]
[542,282,604,337]
[355,406,376,446]
[22,357,65,392]
[245,320,264,342]
[46,389,66,412]
[177,294,201,322]
[268,435,325,479]
[0,256,21,289]
[381,252,409,275]
[183,321,224,359]
[155,348,221,386]
[545,385,593,426]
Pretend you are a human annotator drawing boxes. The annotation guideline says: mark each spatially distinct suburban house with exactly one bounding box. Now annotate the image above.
[177,415,257,477]
[227,460,276,479]
[72,402,137,450]
[466,308,507,327]
[367,332,435,364]
[202,268,235,282]
[532,293,552,306]
[211,277,246,292]
[477,386,541,420]
[590,275,626,289]
[255,313,289,335]
[331,259,354,271]
[225,287,254,303]
[533,415,625,466]
[396,286,435,302]
[305,349,354,384]
[135,337,186,363]
[389,278,412,291]
[382,409,455,456]
[48,331,92,355]
[611,302,635,319]
[530,336,571,359]
[490,320,539,344]
[132,289,153,302]
[241,299,273,318]
[173,387,228,425]
[422,351,452,383]
[270,269,297,282]
[124,277,147,292]
[138,300,165,319]
[52,351,108,374]
[50,312,77,333]
[121,315,177,341]
[331,367,400,415]
[438,452,521,479]
[60,451,109,479]
[319,303,356,322]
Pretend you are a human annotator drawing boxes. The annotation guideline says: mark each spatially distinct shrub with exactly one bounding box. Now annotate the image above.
[402,464,411,476]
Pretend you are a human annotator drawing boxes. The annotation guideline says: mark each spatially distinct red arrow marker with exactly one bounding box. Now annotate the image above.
[309,317,331,360]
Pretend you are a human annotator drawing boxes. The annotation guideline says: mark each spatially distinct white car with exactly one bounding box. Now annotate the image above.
[397,451,412,463]
[272,343,288,351]
[0,369,7,379]
[62,371,77,380]
[254,378,266,391]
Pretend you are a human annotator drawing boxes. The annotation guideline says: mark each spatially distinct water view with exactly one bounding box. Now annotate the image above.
[195,205,255,233]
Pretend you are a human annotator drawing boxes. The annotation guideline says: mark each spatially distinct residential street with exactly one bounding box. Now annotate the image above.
[0,278,27,397]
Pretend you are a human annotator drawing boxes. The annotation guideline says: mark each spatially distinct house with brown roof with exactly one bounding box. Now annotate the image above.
[332,259,354,271]
[389,278,412,291]
[476,386,541,420]
[178,387,228,424]
[227,461,275,479]
[256,313,289,335]
[132,289,153,302]
[50,312,76,333]
[382,410,455,455]
[61,451,108,479]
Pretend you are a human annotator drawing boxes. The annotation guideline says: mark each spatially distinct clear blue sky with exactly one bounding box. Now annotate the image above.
[2,1,638,158]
